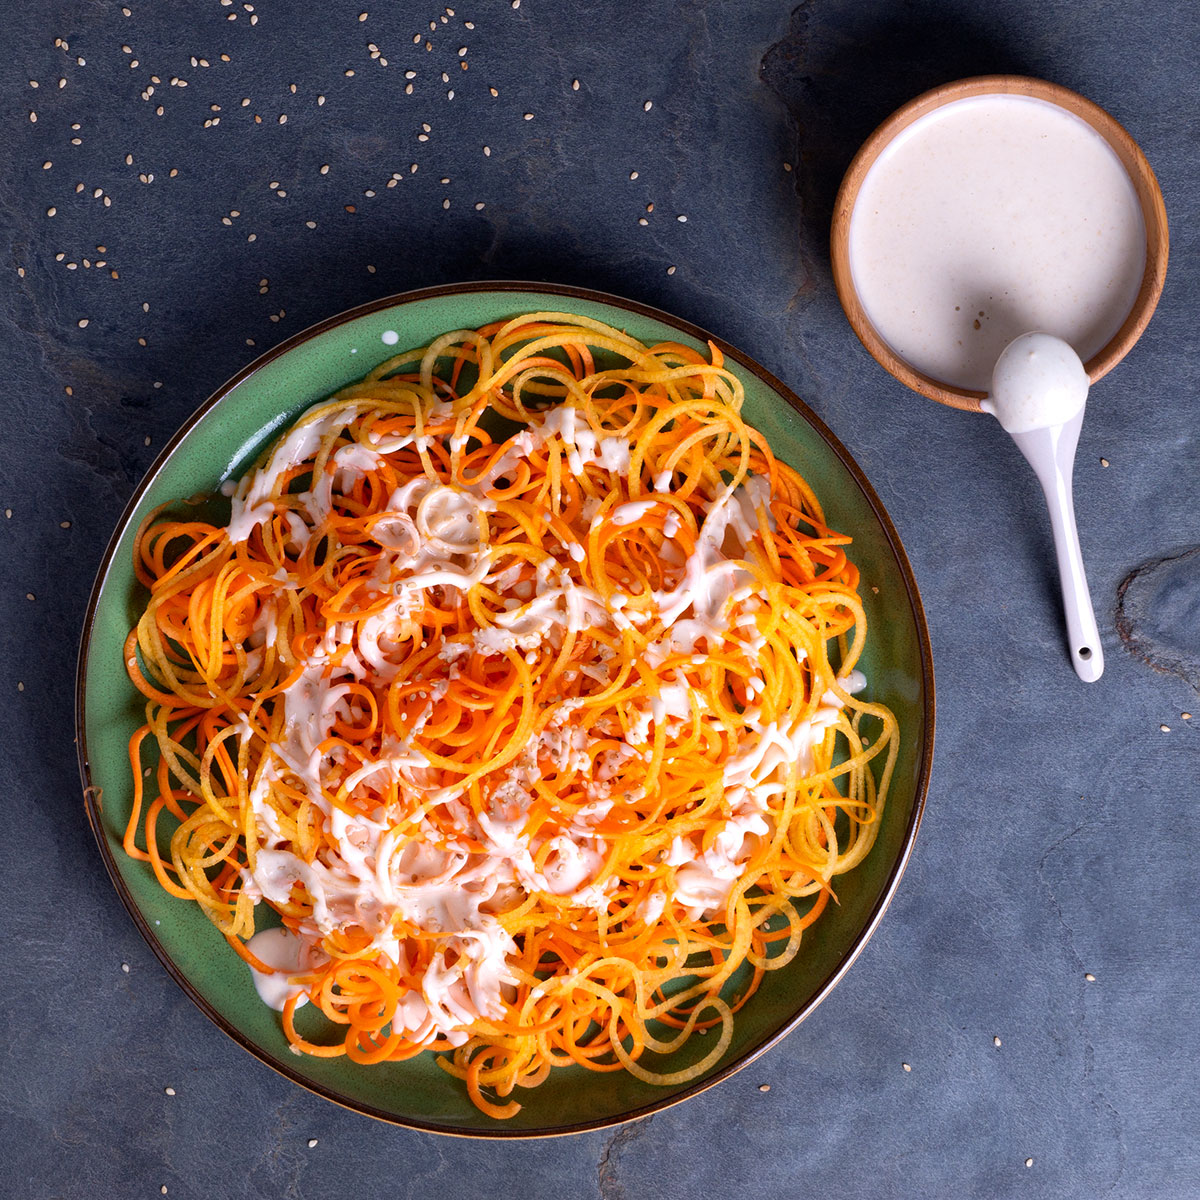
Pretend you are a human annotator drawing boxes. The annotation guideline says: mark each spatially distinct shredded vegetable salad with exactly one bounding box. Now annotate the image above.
[123,311,897,1117]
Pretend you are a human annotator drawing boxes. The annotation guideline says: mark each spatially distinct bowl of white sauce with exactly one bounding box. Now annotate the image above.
[831,75,1168,410]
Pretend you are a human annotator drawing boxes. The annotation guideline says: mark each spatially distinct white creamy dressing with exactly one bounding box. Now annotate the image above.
[225,402,865,1042]
[246,926,327,1012]
[848,94,1146,391]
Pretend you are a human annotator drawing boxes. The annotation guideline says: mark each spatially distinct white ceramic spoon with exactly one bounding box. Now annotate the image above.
[981,333,1104,682]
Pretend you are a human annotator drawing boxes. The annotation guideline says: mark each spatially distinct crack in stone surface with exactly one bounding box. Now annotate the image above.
[596,1116,652,1200]
[1036,822,1127,1196]
[758,2,1028,314]
[1116,546,1200,692]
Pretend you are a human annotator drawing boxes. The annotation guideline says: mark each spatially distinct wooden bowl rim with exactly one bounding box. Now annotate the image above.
[830,74,1169,412]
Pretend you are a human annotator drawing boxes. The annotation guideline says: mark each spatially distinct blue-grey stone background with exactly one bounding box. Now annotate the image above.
[2,1,1197,1196]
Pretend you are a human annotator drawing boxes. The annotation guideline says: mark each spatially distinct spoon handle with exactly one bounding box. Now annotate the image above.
[1011,416,1105,682]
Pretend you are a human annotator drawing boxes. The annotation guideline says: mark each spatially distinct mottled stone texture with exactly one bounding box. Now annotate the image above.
[2,1,1198,1197]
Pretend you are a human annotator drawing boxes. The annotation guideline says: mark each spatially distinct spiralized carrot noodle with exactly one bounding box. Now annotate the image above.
[124,311,898,1118]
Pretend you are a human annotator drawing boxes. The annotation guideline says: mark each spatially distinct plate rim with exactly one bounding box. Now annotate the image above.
[75,279,936,1139]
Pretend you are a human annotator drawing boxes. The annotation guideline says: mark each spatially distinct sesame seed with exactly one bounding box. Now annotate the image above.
[474,201,484,210]
[43,161,52,169]
[121,962,129,972]
[572,79,579,90]
[164,1086,176,1096]
[1100,457,1109,467]
[345,69,355,77]
[77,318,88,327]
[305,220,316,228]
[1183,713,1193,720]
[638,218,648,226]
[442,198,450,209]
[643,100,652,111]
[629,170,638,179]
[1161,725,1171,733]
[512,0,520,8]
[447,89,454,99]
[29,111,37,122]
[18,681,25,691]
[405,83,413,94]
[677,214,687,222]
[667,265,676,275]
[26,593,35,602]
[483,145,490,156]
[1025,1159,1033,1169]
[366,264,376,273]
[757,1084,770,1093]
[359,11,367,19]
[318,95,326,105]
[278,114,287,123]
[1085,972,1096,982]
[47,207,56,217]
[902,1062,911,1072]
[458,46,467,55]
[307,1138,318,1148]
[992,1036,1002,1047]
[489,86,498,96]
[523,112,533,120]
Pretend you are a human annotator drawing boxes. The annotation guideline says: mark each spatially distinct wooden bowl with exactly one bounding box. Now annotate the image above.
[830,75,1169,412]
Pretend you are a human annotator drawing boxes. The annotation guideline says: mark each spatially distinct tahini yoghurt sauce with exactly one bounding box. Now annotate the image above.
[847,93,1146,391]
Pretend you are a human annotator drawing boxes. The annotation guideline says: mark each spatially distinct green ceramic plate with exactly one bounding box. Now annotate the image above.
[76,283,934,1137]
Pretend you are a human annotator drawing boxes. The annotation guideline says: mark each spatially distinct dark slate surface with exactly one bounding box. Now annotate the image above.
[3,1,1197,1196]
